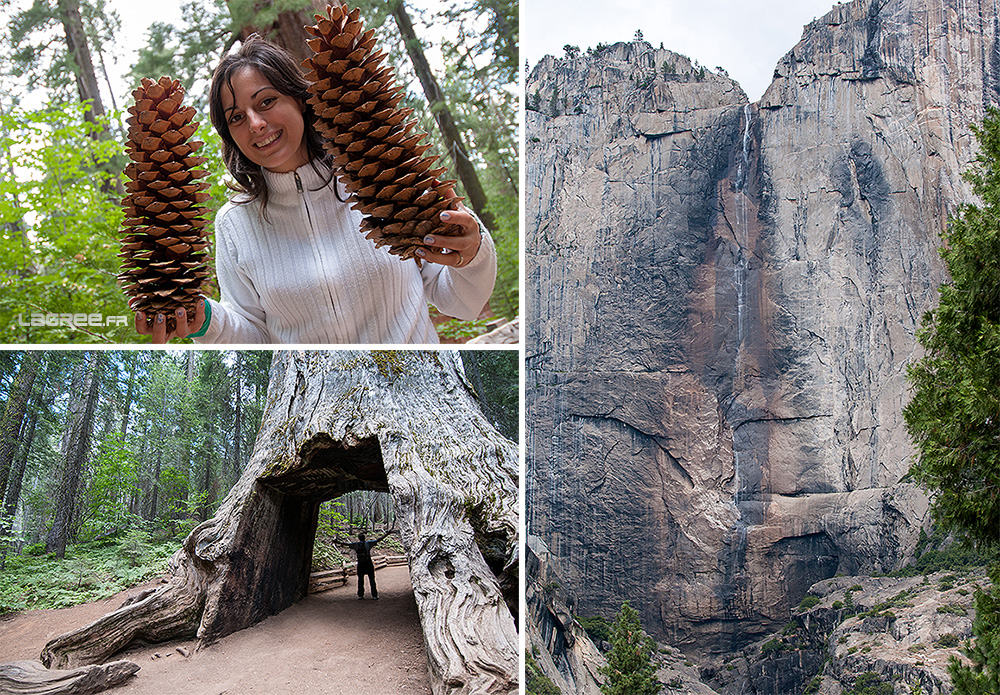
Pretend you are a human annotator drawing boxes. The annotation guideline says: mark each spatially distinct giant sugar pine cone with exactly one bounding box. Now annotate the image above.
[120,76,212,333]
[302,4,463,263]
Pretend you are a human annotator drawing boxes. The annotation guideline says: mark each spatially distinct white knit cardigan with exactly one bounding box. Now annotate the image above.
[193,163,496,344]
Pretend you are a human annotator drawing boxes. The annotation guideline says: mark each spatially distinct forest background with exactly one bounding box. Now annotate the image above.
[0,349,518,614]
[0,0,518,343]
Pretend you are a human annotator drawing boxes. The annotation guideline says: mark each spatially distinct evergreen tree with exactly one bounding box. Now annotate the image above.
[599,601,662,695]
[904,109,1000,695]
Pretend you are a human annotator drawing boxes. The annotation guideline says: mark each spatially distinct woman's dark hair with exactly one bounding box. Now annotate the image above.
[209,34,335,211]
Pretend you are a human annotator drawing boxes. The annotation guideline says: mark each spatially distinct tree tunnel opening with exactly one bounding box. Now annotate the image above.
[231,434,393,625]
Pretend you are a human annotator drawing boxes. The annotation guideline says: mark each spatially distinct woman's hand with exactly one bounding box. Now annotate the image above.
[134,298,207,343]
[415,204,482,268]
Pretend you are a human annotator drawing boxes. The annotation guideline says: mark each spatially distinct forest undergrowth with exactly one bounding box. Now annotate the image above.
[0,526,178,615]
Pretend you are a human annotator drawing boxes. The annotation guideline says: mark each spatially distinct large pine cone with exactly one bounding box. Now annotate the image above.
[120,76,211,333]
[302,5,462,262]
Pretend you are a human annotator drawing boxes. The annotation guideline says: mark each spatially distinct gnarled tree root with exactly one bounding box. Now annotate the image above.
[0,659,139,695]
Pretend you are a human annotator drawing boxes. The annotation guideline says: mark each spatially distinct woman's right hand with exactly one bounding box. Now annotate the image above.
[135,298,207,343]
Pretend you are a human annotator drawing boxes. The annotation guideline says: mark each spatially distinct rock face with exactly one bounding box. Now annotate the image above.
[527,0,1000,656]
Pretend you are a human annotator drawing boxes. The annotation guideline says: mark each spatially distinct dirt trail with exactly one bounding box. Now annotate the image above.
[0,565,431,694]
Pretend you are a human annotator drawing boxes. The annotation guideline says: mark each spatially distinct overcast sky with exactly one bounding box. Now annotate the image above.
[523,0,842,102]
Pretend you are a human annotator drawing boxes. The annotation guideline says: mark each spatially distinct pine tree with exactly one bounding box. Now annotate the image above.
[599,601,662,695]
[904,109,1000,695]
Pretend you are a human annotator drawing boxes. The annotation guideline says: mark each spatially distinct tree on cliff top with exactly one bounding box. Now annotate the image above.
[905,108,1000,695]
[599,601,662,695]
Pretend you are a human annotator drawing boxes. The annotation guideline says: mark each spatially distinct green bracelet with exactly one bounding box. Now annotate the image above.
[187,300,212,339]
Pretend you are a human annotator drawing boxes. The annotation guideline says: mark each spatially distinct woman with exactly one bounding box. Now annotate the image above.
[135,35,495,344]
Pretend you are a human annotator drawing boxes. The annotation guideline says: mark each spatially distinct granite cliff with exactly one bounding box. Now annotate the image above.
[526,0,999,667]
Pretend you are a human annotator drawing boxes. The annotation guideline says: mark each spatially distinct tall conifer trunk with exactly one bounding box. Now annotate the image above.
[46,352,103,558]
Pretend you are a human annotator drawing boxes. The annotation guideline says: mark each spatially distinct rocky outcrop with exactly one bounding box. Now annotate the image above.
[527,0,1000,657]
[526,536,604,695]
[705,569,984,695]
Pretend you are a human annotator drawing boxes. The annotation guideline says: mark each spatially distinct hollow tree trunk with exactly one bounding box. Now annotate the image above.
[33,351,518,695]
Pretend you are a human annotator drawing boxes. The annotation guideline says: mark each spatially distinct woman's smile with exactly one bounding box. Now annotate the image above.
[254,130,282,149]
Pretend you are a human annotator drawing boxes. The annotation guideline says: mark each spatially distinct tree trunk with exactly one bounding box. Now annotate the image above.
[120,354,137,438]
[390,0,496,231]
[46,352,103,558]
[0,352,41,500]
[0,360,50,570]
[229,0,330,64]
[34,351,518,694]
[58,0,107,126]
[232,352,242,481]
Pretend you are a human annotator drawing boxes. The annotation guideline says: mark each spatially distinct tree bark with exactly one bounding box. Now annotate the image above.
[232,352,242,481]
[390,0,496,231]
[119,354,137,438]
[0,356,51,570]
[230,0,330,64]
[46,352,103,558]
[0,352,41,500]
[36,351,518,694]
[58,0,106,127]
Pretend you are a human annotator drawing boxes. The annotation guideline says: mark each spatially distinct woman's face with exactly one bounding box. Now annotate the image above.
[221,67,309,173]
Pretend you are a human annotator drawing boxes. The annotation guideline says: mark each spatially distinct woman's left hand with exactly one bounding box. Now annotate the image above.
[415,205,482,268]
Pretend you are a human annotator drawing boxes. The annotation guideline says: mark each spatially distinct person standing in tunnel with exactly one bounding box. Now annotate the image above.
[337,528,395,600]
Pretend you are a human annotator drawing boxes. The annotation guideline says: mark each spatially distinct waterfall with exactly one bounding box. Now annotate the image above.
[735,103,752,350]
[732,103,752,508]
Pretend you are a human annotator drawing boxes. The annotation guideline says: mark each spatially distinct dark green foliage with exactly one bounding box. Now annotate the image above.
[949,568,1000,694]
[904,110,1000,695]
[844,671,893,695]
[128,0,232,114]
[79,432,139,539]
[890,525,994,577]
[599,601,662,695]
[761,638,785,656]
[7,0,121,102]
[937,633,962,648]
[798,595,822,611]
[904,109,1000,549]
[577,614,613,644]
[461,350,518,442]
[938,603,969,616]
[0,350,272,608]
[526,651,562,694]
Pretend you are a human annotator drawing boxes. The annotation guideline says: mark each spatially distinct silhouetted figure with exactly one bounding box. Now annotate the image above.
[338,528,394,599]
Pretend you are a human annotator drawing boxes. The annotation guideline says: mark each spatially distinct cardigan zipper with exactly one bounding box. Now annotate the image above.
[294,172,315,231]
[294,171,338,321]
